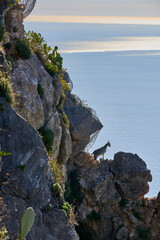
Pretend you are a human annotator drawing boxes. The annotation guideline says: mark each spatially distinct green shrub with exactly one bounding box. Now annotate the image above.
[52,183,63,197]
[59,202,72,217]
[65,170,83,205]
[141,199,147,207]
[4,42,11,50]
[18,165,26,171]
[0,103,5,111]
[38,127,54,152]
[0,151,11,157]
[0,71,14,105]
[133,212,142,221]
[37,83,43,96]
[119,199,127,207]
[57,92,65,110]
[0,22,5,42]
[137,226,150,240]
[25,31,64,75]
[62,114,70,128]
[49,158,63,185]
[15,38,32,60]
[87,210,101,222]
[0,226,8,240]
[13,26,18,33]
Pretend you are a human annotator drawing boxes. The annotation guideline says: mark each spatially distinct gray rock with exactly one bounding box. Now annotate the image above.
[80,160,121,206]
[0,98,79,240]
[43,209,79,240]
[58,122,72,164]
[64,93,103,160]
[157,192,160,203]
[111,152,152,200]
[116,226,128,240]
[0,0,8,15]
[60,70,73,93]
[5,7,24,39]
[46,112,62,160]
[11,54,62,130]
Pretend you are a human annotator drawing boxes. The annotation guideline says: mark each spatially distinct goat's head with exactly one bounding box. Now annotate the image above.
[107,141,111,147]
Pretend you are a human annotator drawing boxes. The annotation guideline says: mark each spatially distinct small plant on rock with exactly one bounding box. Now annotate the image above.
[137,226,150,240]
[49,158,63,186]
[59,202,72,217]
[18,207,35,240]
[52,183,63,197]
[0,103,5,111]
[0,71,14,105]
[15,38,32,60]
[4,42,11,50]
[37,83,43,96]
[65,170,83,205]
[25,31,64,76]
[13,26,18,33]
[62,114,70,128]
[38,127,54,153]
[0,226,8,239]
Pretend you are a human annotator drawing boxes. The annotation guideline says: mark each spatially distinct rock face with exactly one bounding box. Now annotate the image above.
[1,15,160,239]
[5,6,24,39]
[111,152,152,200]
[11,54,61,130]
[64,93,103,160]
[80,161,121,207]
[0,0,8,22]
[0,98,79,240]
[74,152,159,240]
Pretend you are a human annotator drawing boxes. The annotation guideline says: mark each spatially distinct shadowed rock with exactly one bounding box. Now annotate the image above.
[80,160,121,206]
[64,93,103,160]
[0,98,79,240]
[111,152,152,200]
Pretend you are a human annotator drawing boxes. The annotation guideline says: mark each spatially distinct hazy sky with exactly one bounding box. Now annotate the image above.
[31,0,160,17]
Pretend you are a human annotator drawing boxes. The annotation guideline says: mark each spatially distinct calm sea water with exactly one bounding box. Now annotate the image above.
[25,22,160,197]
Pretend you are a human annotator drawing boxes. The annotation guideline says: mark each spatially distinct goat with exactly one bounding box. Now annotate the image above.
[92,141,111,160]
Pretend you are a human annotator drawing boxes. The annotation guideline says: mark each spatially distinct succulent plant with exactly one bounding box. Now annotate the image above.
[18,207,35,240]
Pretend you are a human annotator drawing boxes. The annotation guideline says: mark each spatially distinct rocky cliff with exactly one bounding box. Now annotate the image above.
[0,6,160,240]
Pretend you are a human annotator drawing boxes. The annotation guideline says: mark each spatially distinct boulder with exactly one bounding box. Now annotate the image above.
[111,152,152,200]
[46,112,62,160]
[116,226,128,240]
[64,93,103,160]
[58,122,72,164]
[80,160,121,206]
[11,54,62,130]
[0,98,78,240]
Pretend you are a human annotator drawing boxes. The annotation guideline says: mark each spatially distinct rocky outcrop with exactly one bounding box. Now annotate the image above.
[0,0,8,22]
[64,93,103,161]
[5,6,24,39]
[73,152,159,240]
[11,54,61,130]
[111,152,152,200]
[80,160,121,207]
[0,98,79,240]
[1,12,160,239]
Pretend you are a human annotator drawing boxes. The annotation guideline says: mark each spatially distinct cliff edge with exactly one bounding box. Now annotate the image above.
[0,5,160,240]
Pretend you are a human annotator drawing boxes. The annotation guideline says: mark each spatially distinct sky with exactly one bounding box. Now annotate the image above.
[29,0,160,17]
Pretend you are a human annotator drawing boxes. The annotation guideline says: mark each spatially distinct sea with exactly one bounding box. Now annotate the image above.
[24,21,160,197]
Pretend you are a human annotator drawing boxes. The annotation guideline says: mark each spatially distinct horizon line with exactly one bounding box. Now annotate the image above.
[25,15,160,25]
